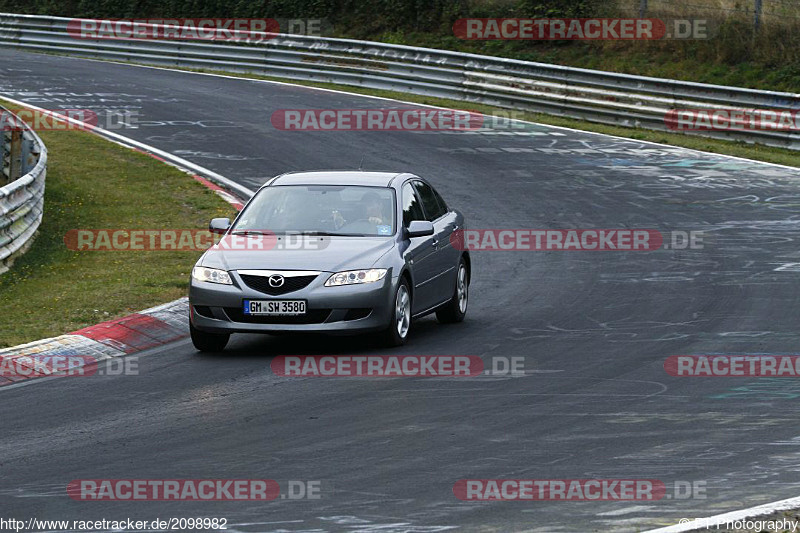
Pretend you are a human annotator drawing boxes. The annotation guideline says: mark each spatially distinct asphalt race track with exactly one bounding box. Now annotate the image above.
[2,49,800,532]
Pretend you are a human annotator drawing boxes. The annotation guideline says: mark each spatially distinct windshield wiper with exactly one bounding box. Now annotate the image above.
[231,230,371,237]
[230,230,266,236]
[302,231,363,237]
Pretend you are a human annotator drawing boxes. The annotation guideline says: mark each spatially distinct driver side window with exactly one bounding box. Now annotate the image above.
[402,182,425,227]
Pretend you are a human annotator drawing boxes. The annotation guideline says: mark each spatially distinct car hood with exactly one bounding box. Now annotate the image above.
[198,235,396,273]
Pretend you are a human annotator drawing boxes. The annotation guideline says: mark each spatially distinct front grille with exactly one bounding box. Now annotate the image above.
[224,307,331,324]
[239,274,318,296]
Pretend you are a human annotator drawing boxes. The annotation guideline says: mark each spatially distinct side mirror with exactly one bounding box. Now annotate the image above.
[209,218,231,234]
[407,220,434,238]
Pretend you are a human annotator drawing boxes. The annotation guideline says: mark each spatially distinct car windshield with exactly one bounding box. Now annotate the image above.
[231,185,396,237]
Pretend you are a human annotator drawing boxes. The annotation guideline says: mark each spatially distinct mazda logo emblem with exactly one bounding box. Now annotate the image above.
[268,275,285,288]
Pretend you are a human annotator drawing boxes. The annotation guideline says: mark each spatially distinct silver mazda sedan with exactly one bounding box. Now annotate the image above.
[188,171,470,352]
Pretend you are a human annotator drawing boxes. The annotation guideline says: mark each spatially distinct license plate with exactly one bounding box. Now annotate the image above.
[243,300,306,316]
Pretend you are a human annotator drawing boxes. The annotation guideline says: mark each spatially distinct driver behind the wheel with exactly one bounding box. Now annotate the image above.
[362,192,388,225]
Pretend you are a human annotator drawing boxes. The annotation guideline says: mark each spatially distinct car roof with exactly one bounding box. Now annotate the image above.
[266,171,412,188]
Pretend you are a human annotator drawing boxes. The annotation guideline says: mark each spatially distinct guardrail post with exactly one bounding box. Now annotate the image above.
[10,129,21,180]
[754,0,762,31]
[1,130,8,186]
[21,134,36,175]
[2,129,22,184]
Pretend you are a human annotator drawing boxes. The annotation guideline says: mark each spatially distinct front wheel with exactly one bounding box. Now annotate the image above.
[382,278,412,347]
[190,323,230,352]
[436,258,468,324]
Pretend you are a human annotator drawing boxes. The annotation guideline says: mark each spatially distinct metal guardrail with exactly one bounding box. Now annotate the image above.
[0,105,47,274]
[0,13,798,150]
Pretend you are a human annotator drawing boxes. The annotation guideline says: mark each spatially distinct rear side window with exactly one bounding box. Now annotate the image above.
[413,180,447,221]
[431,186,448,213]
[402,182,426,226]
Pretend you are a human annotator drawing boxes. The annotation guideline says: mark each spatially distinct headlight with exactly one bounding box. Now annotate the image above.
[192,266,233,285]
[325,269,388,287]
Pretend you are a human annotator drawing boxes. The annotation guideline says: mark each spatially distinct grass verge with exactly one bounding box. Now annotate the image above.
[0,100,235,348]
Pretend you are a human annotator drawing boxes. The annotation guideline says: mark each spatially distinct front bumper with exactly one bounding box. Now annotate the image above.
[189,270,395,335]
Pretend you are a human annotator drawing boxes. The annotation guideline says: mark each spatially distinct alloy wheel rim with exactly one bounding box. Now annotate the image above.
[396,285,410,338]
[457,266,468,314]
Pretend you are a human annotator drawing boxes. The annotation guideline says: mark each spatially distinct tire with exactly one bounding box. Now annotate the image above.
[436,258,468,324]
[382,278,412,347]
[190,322,230,352]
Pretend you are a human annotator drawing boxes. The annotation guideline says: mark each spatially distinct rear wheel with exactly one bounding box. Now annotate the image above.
[190,323,230,352]
[436,258,468,324]
[382,278,412,347]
